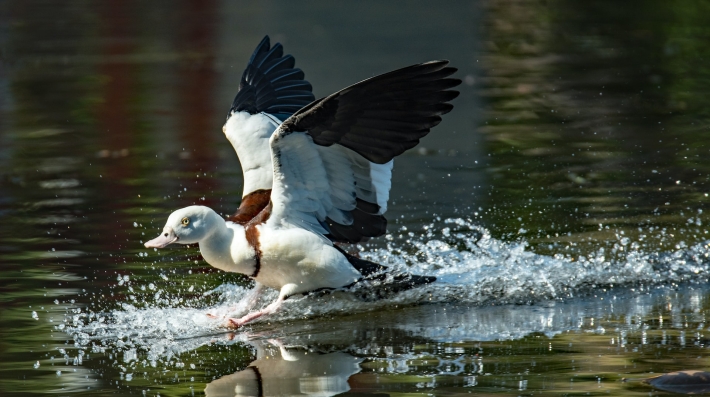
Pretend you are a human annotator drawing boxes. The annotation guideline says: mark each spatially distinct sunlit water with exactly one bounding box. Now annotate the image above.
[3,1,710,396]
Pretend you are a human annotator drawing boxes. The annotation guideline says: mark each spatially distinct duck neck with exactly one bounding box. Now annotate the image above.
[199,222,256,276]
[198,220,234,271]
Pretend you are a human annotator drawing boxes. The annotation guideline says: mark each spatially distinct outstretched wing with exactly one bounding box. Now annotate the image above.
[228,36,316,121]
[225,36,315,224]
[281,60,460,164]
[267,61,461,241]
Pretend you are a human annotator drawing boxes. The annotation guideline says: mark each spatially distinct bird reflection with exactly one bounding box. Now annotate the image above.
[205,339,363,397]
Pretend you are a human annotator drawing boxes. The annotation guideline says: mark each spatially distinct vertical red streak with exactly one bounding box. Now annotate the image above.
[96,0,138,256]
[174,0,219,266]
[97,0,136,162]
[175,0,219,209]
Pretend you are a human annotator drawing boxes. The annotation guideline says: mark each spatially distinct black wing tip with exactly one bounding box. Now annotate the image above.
[229,35,314,119]
[285,57,461,163]
[443,89,461,102]
[442,78,463,90]
[334,245,388,277]
[435,103,455,116]
[414,60,453,74]
[422,59,449,66]
[325,209,387,243]
[249,36,271,63]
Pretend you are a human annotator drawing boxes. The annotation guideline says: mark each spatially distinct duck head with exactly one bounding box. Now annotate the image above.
[145,206,222,248]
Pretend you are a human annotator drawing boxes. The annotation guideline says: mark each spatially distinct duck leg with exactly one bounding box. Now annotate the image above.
[207,282,265,319]
[226,294,285,328]
[226,283,299,328]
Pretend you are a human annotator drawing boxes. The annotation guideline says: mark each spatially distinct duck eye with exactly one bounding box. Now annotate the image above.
[181,217,190,226]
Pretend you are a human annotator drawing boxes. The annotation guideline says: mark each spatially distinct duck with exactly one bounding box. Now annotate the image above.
[145,46,461,328]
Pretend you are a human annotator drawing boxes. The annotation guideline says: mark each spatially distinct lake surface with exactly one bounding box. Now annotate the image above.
[2,1,710,396]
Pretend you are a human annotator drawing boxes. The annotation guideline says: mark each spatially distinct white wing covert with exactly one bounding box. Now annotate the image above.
[224,35,315,224]
[267,61,461,243]
[267,131,337,237]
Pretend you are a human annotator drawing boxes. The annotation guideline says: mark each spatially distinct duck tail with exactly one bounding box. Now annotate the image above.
[334,245,436,299]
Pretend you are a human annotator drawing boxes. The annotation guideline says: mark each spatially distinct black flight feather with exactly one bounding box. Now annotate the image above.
[228,36,315,121]
[281,60,461,164]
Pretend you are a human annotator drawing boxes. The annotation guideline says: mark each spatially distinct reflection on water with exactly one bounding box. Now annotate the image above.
[205,340,362,397]
[1,0,710,396]
[59,285,710,395]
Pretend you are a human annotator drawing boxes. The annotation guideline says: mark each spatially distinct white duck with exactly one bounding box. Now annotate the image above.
[146,59,460,328]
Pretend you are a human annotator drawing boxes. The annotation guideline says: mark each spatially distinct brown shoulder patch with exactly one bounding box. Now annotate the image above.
[244,201,273,278]
[229,189,271,225]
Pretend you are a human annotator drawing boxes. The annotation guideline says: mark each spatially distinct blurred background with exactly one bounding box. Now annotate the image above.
[2,1,710,395]
[3,0,710,253]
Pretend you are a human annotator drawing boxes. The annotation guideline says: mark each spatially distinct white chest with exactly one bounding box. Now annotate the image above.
[253,226,360,294]
[199,224,257,276]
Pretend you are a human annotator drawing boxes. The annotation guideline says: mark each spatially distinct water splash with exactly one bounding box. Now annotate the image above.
[361,218,710,304]
[66,218,710,362]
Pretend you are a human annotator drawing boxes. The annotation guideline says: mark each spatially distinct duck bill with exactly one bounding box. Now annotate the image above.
[144,229,178,248]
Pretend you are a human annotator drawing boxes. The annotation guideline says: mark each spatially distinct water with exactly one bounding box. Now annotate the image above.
[2,1,710,395]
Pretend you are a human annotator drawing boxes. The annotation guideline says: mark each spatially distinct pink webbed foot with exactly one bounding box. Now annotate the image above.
[226,318,247,328]
[225,310,265,329]
[224,298,285,329]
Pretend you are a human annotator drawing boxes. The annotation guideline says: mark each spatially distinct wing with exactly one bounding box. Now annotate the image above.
[267,61,460,241]
[228,36,316,121]
[316,145,392,242]
[281,60,460,164]
[225,36,315,224]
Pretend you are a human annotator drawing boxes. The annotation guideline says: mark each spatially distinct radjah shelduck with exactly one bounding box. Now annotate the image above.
[145,36,461,328]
